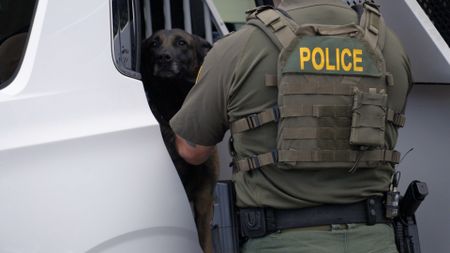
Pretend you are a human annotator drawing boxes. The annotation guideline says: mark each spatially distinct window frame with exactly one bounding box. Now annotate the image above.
[110,0,142,80]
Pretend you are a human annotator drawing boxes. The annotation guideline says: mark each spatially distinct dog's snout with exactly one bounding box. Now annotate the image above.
[157,53,173,64]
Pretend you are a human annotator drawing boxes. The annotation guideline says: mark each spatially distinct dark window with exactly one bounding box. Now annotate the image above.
[111,0,142,79]
[145,0,210,39]
[255,0,274,6]
[0,0,37,89]
[416,0,450,47]
[111,0,230,79]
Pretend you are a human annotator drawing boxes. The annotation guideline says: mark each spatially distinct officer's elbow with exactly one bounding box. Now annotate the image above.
[175,135,213,165]
[178,146,202,165]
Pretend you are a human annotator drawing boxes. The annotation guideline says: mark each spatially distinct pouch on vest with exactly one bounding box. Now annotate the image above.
[350,88,387,147]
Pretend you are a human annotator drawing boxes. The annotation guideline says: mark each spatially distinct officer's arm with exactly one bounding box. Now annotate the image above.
[175,134,214,165]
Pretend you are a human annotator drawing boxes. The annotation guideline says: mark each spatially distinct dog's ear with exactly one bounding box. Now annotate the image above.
[192,34,212,62]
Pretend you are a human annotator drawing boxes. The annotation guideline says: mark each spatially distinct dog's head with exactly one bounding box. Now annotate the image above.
[142,29,211,82]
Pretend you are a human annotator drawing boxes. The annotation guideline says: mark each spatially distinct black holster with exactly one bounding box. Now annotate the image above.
[394,181,428,253]
[211,181,241,253]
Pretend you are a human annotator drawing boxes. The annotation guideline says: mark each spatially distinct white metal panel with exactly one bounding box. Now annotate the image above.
[203,2,213,43]
[396,85,450,253]
[0,127,201,253]
[143,0,153,37]
[164,0,172,29]
[0,0,201,252]
[183,0,192,33]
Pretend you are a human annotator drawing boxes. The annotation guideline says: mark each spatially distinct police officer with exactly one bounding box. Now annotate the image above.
[170,0,412,252]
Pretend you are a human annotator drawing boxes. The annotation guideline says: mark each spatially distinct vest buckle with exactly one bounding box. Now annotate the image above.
[246,114,261,129]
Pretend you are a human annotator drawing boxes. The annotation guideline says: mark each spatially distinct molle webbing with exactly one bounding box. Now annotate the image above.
[265,74,278,87]
[281,82,368,96]
[282,127,350,140]
[231,4,404,172]
[281,105,351,118]
[234,151,279,172]
[234,149,401,172]
[231,105,405,133]
[387,109,406,127]
[279,149,400,163]
[230,107,280,134]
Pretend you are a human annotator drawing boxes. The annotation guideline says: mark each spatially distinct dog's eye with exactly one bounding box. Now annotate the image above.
[150,41,159,48]
[177,40,187,47]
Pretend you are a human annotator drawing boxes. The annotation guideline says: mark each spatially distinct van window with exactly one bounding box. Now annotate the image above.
[111,0,231,79]
[417,0,450,47]
[111,0,142,79]
[0,0,37,89]
[143,0,212,39]
[111,0,276,80]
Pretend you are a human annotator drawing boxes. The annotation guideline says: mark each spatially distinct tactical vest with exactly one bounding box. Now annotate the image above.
[230,3,406,172]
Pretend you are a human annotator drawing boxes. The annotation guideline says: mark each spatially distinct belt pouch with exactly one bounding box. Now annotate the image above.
[239,208,268,238]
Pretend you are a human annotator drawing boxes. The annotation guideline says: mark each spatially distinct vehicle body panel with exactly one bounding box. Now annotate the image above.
[0,0,202,252]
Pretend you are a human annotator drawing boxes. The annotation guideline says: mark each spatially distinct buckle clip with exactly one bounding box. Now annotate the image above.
[246,114,261,129]
[363,1,381,15]
[272,107,281,122]
[271,150,279,163]
[248,155,261,170]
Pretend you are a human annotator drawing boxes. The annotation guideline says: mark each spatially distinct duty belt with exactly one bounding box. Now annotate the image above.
[239,197,390,239]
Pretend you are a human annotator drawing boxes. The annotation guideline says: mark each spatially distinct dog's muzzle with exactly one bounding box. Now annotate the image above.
[153,53,180,78]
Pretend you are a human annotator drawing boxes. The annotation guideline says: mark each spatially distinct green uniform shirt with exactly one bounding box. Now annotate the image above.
[170,0,412,208]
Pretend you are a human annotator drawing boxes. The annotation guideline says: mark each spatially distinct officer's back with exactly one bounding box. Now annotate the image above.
[170,0,412,252]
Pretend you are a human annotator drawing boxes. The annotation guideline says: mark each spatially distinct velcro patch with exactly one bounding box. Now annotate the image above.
[282,36,382,77]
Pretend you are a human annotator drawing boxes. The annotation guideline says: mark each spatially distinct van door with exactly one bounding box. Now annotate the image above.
[0,0,201,252]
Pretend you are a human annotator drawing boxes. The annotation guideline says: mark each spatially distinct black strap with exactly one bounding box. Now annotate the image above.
[239,197,389,238]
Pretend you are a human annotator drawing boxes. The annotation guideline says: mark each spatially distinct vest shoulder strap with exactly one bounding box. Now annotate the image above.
[359,2,386,51]
[246,6,298,50]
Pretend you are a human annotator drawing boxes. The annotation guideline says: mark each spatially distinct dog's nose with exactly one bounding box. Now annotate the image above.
[157,53,173,64]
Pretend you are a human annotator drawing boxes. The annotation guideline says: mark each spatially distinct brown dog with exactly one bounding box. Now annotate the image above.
[141,29,218,253]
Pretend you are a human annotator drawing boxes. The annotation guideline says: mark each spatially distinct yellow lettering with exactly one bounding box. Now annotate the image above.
[335,48,340,71]
[325,48,336,71]
[353,49,363,72]
[341,48,352,72]
[312,47,325,70]
[299,47,311,70]
[298,47,364,73]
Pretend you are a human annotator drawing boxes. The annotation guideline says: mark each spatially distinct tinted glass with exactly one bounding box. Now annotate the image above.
[416,0,450,47]
[111,0,142,79]
[0,0,37,88]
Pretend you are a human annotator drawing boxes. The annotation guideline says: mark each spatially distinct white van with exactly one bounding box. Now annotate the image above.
[0,0,215,251]
[2,0,450,252]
